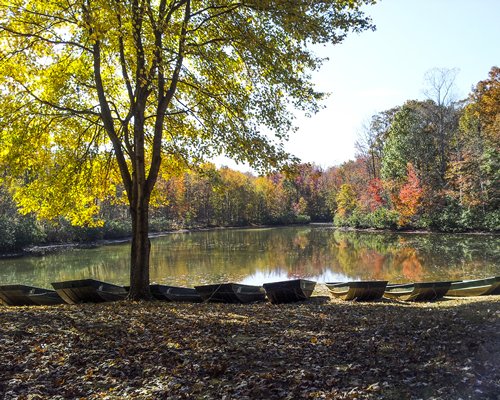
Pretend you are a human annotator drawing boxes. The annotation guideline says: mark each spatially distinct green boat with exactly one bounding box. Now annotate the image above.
[326,280,388,301]
[446,276,500,297]
[384,281,452,302]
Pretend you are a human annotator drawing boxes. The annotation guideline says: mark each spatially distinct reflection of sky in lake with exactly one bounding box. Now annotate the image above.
[241,269,351,286]
[1,226,499,288]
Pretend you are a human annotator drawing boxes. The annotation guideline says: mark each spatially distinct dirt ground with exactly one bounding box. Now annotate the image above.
[1,286,499,399]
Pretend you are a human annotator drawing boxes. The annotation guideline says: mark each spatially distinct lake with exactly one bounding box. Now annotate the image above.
[0,226,499,288]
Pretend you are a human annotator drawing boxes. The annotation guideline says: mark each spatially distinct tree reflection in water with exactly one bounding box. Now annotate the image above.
[0,227,498,287]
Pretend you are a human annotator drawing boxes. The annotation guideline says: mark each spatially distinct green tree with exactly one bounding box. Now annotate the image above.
[381,101,432,182]
[0,0,375,299]
[381,99,459,191]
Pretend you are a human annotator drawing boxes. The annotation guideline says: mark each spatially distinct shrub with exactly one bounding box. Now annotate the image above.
[14,214,46,248]
[483,209,500,232]
[367,208,400,229]
[103,220,132,239]
[0,214,46,252]
[293,214,311,224]
[0,216,16,252]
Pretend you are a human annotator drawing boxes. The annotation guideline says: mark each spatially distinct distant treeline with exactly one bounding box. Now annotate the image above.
[0,67,498,253]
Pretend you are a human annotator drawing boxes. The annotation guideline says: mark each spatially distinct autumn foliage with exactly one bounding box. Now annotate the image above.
[365,178,386,211]
[395,164,424,226]
[0,67,498,253]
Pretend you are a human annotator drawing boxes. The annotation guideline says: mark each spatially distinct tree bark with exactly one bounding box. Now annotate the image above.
[128,193,152,300]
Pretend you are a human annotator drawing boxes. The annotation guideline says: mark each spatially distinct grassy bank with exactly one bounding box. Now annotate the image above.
[1,287,499,399]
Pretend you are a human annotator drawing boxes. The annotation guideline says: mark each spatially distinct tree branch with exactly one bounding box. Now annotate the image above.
[86,0,132,198]
[147,0,191,193]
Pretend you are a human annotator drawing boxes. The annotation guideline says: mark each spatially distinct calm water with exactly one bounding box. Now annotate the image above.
[0,226,499,288]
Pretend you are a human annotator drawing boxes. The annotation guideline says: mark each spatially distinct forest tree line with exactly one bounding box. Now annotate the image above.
[0,67,498,253]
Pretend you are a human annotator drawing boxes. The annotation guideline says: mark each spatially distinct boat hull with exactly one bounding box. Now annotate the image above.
[326,281,388,301]
[385,281,452,301]
[0,285,64,306]
[263,279,316,304]
[97,286,128,302]
[150,285,203,303]
[195,283,266,303]
[52,279,128,304]
[447,277,500,297]
[26,290,65,306]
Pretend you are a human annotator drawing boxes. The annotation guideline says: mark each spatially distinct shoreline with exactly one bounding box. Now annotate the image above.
[1,223,498,260]
[1,293,498,399]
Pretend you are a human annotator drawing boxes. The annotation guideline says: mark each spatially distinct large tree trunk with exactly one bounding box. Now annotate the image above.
[128,194,152,300]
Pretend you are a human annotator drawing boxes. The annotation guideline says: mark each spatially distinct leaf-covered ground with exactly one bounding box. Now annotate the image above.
[1,286,499,400]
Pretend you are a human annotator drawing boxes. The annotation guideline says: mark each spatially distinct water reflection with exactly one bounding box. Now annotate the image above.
[241,270,351,286]
[0,226,498,288]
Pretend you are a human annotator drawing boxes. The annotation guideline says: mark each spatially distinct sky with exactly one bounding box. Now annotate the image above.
[220,0,500,172]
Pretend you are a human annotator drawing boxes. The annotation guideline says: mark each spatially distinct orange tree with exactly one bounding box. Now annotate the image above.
[448,67,499,213]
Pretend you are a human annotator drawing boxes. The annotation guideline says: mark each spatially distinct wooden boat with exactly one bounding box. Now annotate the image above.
[326,280,388,301]
[263,279,316,304]
[150,284,203,302]
[0,284,64,306]
[51,279,128,304]
[446,276,500,297]
[384,281,452,302]
[194,283,266,303]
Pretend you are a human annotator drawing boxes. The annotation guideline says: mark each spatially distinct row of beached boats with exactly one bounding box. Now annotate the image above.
[329,277,499,300]
[0,276,499,307]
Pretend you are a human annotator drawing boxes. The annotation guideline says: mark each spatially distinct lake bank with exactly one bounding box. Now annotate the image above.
[1,223,498,260]
[0,224,282,259]
[1,226,498,289]
[1,287,499,399]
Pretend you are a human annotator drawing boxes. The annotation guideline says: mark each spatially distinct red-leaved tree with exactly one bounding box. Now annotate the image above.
[396,164,423,227]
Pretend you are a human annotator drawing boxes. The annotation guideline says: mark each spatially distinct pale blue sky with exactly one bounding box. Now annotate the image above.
[288,0,500,168]
[221,0,500,171]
